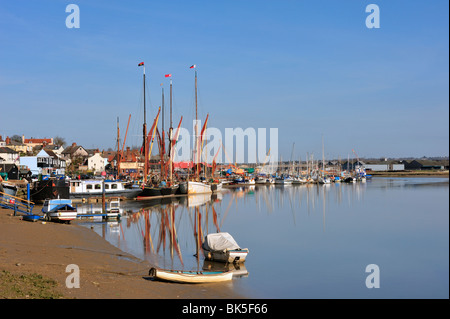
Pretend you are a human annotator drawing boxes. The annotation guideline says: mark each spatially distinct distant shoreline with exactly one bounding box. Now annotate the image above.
[368,170,449,178]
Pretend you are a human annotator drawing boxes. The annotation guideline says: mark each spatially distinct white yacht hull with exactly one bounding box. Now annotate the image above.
[188,181,212,194]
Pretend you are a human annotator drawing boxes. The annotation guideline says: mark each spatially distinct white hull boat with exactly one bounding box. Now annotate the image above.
[187,181,212,194]
[148,268,233,283]
[69,179,142,199]
[274,178,293,185]
[42,198,77,223]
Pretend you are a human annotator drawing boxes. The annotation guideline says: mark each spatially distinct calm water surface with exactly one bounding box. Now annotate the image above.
[79,177,449,298]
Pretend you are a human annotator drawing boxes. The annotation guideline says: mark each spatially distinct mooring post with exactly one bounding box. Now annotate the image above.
[102,180,105,214]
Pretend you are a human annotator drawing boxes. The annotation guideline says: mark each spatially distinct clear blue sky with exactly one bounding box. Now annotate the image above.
[0,0,448,161]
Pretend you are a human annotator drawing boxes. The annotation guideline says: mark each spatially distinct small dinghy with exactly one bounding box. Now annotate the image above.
[22,214,43,222]
[202,232,249,264]
[148,267,233,284]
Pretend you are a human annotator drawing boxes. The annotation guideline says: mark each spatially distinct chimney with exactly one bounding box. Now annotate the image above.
[72,142,77,147]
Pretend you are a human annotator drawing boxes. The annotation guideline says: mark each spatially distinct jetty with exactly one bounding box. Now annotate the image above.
[0,191,35,215]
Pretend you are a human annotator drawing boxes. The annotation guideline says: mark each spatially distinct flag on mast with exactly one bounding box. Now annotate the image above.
[189,65,196,69]
[165,74,172,77]
[138,62,144,66]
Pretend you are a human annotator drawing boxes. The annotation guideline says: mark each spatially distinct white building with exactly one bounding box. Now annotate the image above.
[88,153,105,174]
[0,147,19,165]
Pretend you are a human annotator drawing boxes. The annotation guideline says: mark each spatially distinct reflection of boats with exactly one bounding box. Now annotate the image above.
[76,200,123,220]
[202,232,249,263]
[42,198,77,223]
[187,193,211,207]
[106,198,122,219]
[148,267,233,283]
[202,260,249,278]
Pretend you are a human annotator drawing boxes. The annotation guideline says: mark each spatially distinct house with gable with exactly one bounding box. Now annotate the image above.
[62,143,88,160]
[0,146,19,165]
[20,149,66,176]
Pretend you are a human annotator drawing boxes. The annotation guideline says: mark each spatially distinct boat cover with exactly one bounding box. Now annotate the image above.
[202,232,240,252]
[47,204,76,212]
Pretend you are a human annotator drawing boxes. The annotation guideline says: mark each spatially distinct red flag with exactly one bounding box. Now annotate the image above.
[189,65,196,69]
[138,62,144,66]
[165,74,172,77]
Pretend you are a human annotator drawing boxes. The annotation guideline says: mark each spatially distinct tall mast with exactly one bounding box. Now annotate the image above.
[138,62,148,184]
[161,85,165,180]
[169,77,173,184]
[322,134,325,176]
[117,117,120,179]
[195,68,198,124]
[144,65,148,184]
[195,67,199,180]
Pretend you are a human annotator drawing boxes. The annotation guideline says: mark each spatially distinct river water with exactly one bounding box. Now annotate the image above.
[78,177,449,299]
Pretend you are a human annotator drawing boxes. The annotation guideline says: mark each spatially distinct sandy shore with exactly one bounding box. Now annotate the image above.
[0,207,246,299]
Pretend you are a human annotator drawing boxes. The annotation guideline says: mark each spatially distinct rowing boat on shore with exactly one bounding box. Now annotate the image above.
[148,267,233,283]
[22,214,43,222]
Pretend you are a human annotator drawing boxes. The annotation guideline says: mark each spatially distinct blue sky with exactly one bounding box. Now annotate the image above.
[0,0,448,161]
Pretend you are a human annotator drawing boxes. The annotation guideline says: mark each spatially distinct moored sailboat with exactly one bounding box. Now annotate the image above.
[188,65,211,195]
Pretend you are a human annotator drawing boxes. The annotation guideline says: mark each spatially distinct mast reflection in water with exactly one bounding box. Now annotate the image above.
[78,178,449,298]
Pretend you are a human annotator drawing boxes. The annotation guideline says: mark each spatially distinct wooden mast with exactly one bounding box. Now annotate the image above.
[195,67,200,181]
[169,77,173,185]
[117,117,120,178]
[139,62,148,185]
[161,85,165,181]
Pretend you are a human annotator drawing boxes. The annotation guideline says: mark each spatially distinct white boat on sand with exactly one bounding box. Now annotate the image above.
[148,267,233,283]
[42,198,77,224]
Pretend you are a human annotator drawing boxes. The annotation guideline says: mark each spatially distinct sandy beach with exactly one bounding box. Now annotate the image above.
[0,207,246,299]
